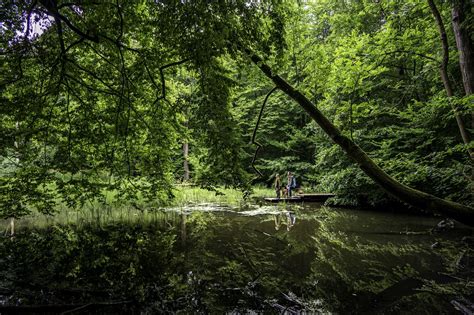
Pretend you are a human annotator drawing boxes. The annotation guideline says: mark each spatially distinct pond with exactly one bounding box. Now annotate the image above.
[1,203,473,313]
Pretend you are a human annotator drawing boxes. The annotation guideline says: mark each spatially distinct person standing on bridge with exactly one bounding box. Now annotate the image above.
[287,171,296,197]
[274,173,282,198]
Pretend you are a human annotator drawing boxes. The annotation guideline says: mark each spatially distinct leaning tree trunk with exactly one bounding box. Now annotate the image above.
[245,49,474,227]
[427,0,473,159]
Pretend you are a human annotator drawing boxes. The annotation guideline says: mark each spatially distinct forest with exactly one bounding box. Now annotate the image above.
[1,0,473,313]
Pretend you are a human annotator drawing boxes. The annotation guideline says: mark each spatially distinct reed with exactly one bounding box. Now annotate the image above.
[6,186,274,229]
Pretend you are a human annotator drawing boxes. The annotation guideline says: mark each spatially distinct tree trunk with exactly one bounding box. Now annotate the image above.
[246,49,474,226]
[427,0,473,159]
[183,118,190,181]
[451,0,474,201]
[8,121,21,236]
[452,0,474,138]
[183,141,189,181]
[452,0,474,97]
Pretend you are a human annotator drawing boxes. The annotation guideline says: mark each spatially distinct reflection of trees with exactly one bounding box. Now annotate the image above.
[0,221,180,312]
[0,207,465,313]
[305,207,456,313]
[180,211,187,246]
[179,210,322,312]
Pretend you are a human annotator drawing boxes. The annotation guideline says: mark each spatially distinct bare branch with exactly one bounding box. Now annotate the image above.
[380,50,437,62]
[144,61,160,92]
[153,58,190,104]
[64,37,85,54]
[251,86,278,177]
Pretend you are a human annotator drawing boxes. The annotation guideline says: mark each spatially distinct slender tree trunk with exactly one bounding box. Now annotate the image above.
[183,120,190,181]
[183,141,189,181]
[246,49,474,226]
[9,121,21,237]
[427,0,473,159]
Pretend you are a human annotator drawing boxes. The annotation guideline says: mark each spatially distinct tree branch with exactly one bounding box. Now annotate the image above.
[157,59,191,103]
[39,0,99,42]
[83,42,121,73]
[115,0,124,43]
[250,86,278,177]
[379,50,437,62]
[427,0,453,96]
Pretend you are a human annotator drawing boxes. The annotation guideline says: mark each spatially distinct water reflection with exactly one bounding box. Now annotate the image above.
[180,211,187,246]
[287,211,296,231]
[273,211,296,231]
[0,204,471,313]
[274,213,282,231]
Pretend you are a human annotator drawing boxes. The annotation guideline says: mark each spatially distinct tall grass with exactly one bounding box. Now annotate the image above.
[172,186,273,206]
[11,203,168,230]
[5,186,275,230]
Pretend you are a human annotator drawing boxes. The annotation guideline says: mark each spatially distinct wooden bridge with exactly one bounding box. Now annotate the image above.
[264,193,335,203]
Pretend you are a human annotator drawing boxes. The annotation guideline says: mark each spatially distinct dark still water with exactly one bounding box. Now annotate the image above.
[1,204,473,314]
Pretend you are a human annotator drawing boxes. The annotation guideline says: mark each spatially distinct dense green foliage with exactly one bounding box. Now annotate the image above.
[1,0,472,218]
[233,0,473,207]
[1,0,284,216]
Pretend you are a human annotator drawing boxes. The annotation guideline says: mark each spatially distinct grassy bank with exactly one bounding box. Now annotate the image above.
[4,186,275,230]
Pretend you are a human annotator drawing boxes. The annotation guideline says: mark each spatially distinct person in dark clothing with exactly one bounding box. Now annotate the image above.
[274,173,282,198]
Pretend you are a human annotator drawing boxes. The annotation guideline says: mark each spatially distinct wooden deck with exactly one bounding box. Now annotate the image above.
[264,193,335,203]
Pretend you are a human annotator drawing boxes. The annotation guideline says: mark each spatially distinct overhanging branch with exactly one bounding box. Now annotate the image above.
[250,86,278,177]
